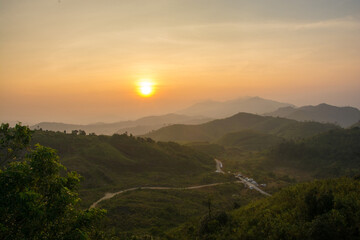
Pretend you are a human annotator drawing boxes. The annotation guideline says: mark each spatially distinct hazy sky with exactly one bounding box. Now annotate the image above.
[1,0,360,124]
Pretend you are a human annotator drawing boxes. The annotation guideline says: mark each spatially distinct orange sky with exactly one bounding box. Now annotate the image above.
[1,0,360,124]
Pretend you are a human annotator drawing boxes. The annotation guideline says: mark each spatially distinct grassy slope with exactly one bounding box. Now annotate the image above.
[183,127,360,202]
[217,130,284,151]
[144,112,338,142]
[267,127,360,177]
[99,183,263,238]
[31,131,228,207]
[31,125,357,238]
[187,127,360,185]
[31,131,266,238]
[170,177,360,240]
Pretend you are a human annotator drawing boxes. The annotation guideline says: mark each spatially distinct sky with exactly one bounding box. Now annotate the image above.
[1,0,360,124]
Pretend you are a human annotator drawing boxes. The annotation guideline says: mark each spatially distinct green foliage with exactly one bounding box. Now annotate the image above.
[217,130,283,150]
[30,130,223,207]
[144,112,338,142]
[173,178,360,240]
[268,128,360,177]
[185,142,225,157]
[0,123,32,165]
[100,183,260,238]
[0,124,106,240]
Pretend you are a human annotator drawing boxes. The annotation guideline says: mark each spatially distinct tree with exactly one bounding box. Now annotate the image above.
[0,124,106,239]
[0,123,32,166]
[79,130,86,136]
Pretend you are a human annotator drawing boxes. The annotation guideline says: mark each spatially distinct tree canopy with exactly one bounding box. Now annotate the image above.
[0,124,106,240]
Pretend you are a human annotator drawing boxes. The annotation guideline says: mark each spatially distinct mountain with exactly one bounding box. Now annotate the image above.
[265,103,360,127]
[178,96,294,118]
[31,114,212,136]
[143,112,338,142]
[115,114,212,135]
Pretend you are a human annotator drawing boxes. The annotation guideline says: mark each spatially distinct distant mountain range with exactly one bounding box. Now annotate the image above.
[177,96,293,118]
[143,112,338,142]
[28,98,360,135]
[265,103,360,127]
[30,114,212,135]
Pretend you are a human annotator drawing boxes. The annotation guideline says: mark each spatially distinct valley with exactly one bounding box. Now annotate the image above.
[2,101,360,239]
[2,1,360,239]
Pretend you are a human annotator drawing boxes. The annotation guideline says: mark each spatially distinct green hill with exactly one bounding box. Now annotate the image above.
[268,127,360,177]
[217,130,284,150]
[144,112,338,142]
[31,130,226,206]
[99,183,262,238]
[171,177,360,240]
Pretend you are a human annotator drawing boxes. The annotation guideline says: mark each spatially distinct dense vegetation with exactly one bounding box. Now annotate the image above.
[172,177,360,240]
[2,121,360,239]
[217,130,283,151]
[268,127,360,177]
[31,130,227,207]
[144,112,338,142]
[100,183,262,238]
[0,124,105,240]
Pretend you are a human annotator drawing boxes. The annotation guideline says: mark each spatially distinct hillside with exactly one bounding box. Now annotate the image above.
[171,177,360,240]
[265,103,360,127]
[268,127,360,177]
[99,183,262,237]
[31,114,212,136]
[217,130,284,151]
[178,96,293,118]
[30,130,226,206]
[144,112,338,142]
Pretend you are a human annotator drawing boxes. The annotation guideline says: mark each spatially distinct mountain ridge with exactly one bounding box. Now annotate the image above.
[30,113,212,135]
[178,96,294,118]
[144,112,338,142]
[265,103,360,127]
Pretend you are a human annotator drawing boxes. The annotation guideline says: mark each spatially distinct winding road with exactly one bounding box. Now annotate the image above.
[90,182,227,208]
[90,159,270,208]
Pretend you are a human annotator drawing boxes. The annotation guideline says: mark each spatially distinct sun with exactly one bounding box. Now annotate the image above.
[137,80,155,97]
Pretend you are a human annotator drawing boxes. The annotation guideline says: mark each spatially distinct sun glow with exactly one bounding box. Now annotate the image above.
[137,80,155,97]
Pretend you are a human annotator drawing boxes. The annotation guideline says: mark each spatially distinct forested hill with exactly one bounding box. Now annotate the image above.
[217,130,284,151]
[171,177,360,240]
[30,131,218,192]
[144,112,338,142]
[268,127,360,177]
